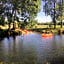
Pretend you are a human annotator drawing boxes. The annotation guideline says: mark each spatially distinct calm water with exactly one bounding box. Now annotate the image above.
[0,33,64,64]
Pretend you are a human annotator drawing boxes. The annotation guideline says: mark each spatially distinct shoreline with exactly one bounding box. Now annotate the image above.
[0,28,64,38]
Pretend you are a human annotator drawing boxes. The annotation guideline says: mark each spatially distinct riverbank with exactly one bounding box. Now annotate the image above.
[0,28,33,38]
[0,29,21,38]
[28,28,64,35]
[0,27,64,38]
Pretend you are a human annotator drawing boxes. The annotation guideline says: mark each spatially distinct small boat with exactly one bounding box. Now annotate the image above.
[42,33,53,37]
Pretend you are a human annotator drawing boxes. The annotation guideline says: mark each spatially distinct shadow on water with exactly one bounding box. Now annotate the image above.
[0,33,64,64]
[0,34,37,64]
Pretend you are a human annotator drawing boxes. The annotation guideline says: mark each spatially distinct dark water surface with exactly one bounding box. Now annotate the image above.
[0,33,64,64]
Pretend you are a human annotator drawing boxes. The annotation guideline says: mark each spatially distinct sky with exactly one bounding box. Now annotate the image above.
[36,1,52,23]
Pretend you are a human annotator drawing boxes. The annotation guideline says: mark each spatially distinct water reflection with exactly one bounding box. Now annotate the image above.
[0,34,64,64]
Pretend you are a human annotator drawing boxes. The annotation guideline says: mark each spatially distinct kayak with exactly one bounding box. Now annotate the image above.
[42,33,53,37]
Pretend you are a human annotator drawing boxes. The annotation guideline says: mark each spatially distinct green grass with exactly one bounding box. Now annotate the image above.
[0,24,64,35]
[35,25,64,29]
[32,25,64,34]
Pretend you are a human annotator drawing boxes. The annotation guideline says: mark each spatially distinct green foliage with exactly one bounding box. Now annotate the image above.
[26,20,37,29]
[57,0,64,21]
[11,0,41,29]
[0,16,5,25]
[43,0,64,21]
[0,0,41,29]
[26,0,41,18]
[9,0,41,20]
[43,0,64,28]
[20,19,37,29]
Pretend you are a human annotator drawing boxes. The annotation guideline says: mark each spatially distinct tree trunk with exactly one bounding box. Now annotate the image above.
[54,0,56,29]
[13,10,16,30]
[53,13,56,29]
[61,20,63,28]
[54,18,56,29]
[60,0,63,28]
[9,22,10,30]
[12,21,15,30]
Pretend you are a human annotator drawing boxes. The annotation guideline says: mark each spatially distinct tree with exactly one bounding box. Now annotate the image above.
[42,0,57,29]
[42,0,64,29]
[57,0,64,28]
[0,1,7,26]
[8,0,41,29]
[0,0,41,29]
[25,19,37,29]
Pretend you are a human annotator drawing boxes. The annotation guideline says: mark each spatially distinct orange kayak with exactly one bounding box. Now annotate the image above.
[42,33,53,37]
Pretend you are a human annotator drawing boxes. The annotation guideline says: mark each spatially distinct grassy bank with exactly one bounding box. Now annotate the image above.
[0,24,64,38]
[28,25,64,34]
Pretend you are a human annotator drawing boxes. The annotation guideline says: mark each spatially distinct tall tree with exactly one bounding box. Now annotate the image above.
[42,0,64,29]
[9,0,41,29]
[57,0,64,28]
[0,0,41,29]
[43,0,57,29]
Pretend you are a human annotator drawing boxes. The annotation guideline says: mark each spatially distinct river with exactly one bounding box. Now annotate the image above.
[0,33,64,64]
